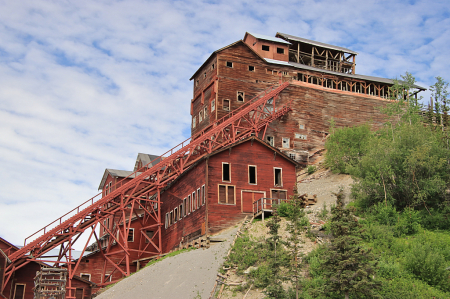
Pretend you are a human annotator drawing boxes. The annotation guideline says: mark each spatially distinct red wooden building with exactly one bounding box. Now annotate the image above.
[189,32,425,162]
[0,238,94,299]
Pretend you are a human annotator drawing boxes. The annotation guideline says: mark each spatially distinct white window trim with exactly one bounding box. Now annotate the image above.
[80,273,91,281]
[165,213,168,228]
[174,207,178,223]
[211,99,215,112]
[202,185,206,205]
[222,162,231,182]
[282,137,290,148]
[192,191,196,211]
[193,116,197,128]
[223,99,230,111]
[183,198,187,217]
[217,184,236,205]
[266,136,274,147]
[197,188,201,208]
[248,165,257,185]
[274,167,283,187]
[187,195,191,215]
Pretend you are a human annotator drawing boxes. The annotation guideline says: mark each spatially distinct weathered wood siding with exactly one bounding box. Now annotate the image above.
[160,160,207,252]
[207,140,297,234]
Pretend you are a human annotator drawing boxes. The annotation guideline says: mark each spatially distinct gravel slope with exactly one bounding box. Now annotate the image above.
[96,226,238,299]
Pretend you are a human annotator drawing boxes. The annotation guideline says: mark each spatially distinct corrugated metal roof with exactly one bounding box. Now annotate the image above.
[265,58,426,90]
[247,32,291,45]
[276,32,358,55]
[98,169,142,190]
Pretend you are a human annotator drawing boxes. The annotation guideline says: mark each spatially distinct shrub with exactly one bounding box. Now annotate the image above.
[307,165,316,174]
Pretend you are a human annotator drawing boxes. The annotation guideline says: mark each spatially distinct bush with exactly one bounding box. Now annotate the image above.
[307,165,316,174]
[277,202,294,218]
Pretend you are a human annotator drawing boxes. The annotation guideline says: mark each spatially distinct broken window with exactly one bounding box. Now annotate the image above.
[222,163,230,182]
[299,124,305,130]
[248,65,255,72]
[127,228,134,242]
[295,133,307,140]
[218,185,235,204]
[274,168,282,187]
[226,61,233,68]
[211,63,215,70]
[223,99,230,111]
[266,136,274,147]
[145,231,154,243]
[249,165,257,184]
[289,153,296,160]
[237,91,244,102]
[282,137,290,148]
[211,99,215,112]
[277,47,285,54]
[262,45,270,51]
[202,185,206,205]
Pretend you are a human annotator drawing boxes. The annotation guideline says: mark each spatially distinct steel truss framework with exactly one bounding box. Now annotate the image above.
[4,81,292,298]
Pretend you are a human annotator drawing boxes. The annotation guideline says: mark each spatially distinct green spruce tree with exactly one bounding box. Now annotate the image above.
[319,189,380,299]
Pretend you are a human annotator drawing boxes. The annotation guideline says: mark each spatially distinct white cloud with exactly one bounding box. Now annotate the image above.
[0,0,448,249]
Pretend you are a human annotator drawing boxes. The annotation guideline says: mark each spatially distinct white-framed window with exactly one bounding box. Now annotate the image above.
[202,185,206,205]
[165,213,168,228]
[237,91,244,102]
[179,204,183,219]
[222,162,230,182]
[192,191,196,211]
[295,133,307,140]
[174,207,178,223]
[204,107,207,119]
[109,182,112,194]
[187,195,191,214]
[289,153,296,160]
[13,283,26,299]
[127,228,134,242]
[223,99,230,111]
[274,168,283,187]
[218,184,236,205]
[211,99,215,112]
[299,124,305,130]
[169,211,173,226]
[183,198,187,217]
[197,188,201,207]
[104,274,112,283]
[266,136,274,147]
[282,137,290,148]
[248,165,257,185]
[80,273,91,281]
[226,61,233,68]
[192,116,197,128]
[199,110,203,122]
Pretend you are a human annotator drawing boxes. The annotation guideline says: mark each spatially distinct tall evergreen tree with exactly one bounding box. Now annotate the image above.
[319,189,380,299]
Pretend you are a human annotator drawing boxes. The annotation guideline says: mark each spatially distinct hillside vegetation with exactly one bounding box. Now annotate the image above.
[219,74,450,298]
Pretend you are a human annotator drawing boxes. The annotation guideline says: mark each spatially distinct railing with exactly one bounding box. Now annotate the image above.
[253,197,288,217]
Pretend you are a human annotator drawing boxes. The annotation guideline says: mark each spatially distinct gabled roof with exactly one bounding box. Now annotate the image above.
[98,169,142,190]
[134,153,164,171]
[276,32,358,55]
[245,32,291,45]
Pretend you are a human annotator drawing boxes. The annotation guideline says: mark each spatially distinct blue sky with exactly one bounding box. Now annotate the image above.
[0,0,449,247]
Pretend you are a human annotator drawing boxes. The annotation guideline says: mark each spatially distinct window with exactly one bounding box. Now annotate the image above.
[187,195,191,214]
[248,65,255,72]
[192,192,196,211]
[183,198,186,217]
[204,72,206,78]
[197,188,201,208]
[192,116,197,128]
[274,168,283,187]
[196,80,199,86]
[248,165,257,184]
[109,182,112,194]
[202,185,206,205]
[145,231,154,243]
[174,207,178,222]
[222,163,230,182]
[277,47,285,54]
[75,288,84,299]
[282,137,290,148]
[127,228,134,242]
[199,111,203,122]
[271,189,287,199]
[266,136,274,147]
[211,63,215,70]
[299,124,305,130]
[218,185,235,204]
[211,99,215,112]
[226,61,233,68]
[295,133,307,140]
[204,107,207,119]
[169,211,173,226]
[13,284,25,299]
[237,91,244,102]
[283,71,288,76]
[289,153,296,160]
[104,274,112,283]
[223,99,230,111]
[80,273,91,281]
[262,45,270,51]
